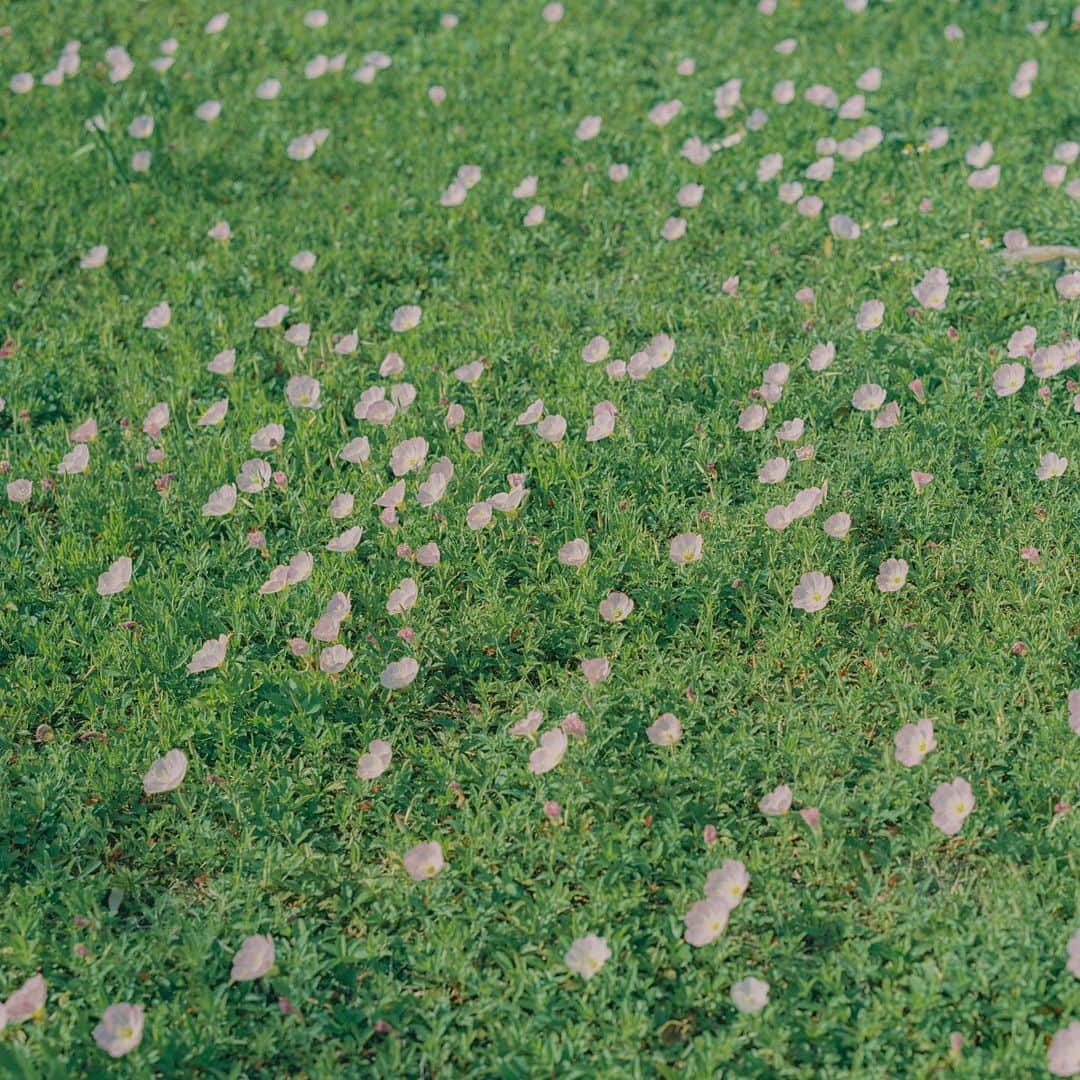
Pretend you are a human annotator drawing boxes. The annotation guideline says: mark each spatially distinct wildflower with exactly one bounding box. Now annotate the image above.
[876,558,909,593]
[576,115,602,140]
[1048,1022,1080,1076]
[684,897,729,947]
[231,935,275,981]
[97,556,132,596]
[791,572,833,612]
[188,634,228,673]
[852,383,886,411]
[529,728,568,774]
[930,777,974,835]
[380,657,419,690]
[759,784,793,816]
[855,300,884,331]
[993,363,1026,397]
[559,539,590,567]
[912,267,949,309]
[142,748,188,795]
[669,533,703,564]
[4,974,47,1022]
[731,978,770,1014]
[599,591,634,622]
[92,1004,144,1058]
[1036,453,1068,480]
[823,512,851,538]
[895,718,936,766]
[647,713,682,745]
[565,935,610,980]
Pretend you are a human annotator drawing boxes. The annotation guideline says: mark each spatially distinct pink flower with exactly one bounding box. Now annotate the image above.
[968,165,999,190]
[809,342,835,371]
[993,363,1026,397]
[930,777,974,835]
[529,728,568,774]
[911,471,933,492]
[543,800,562,820]
[380,657,419,690]
[4,974,47,1022]
[738,404,767,432]
[646,713,682,745]
[855,300,884,331]
[575,115,602,141]
[390,305,421,332]
[416,542,441,566]
[7,479,32,504]
[1068,689,1080,735]
[202,483,237,517]
[852,383,886,411]
[97,556,132,596]
[791,572,833,612]
[758,457,789,484]
[562,714,585,738]
[1020,546,1040,564]
[704,859,749,908]
[1066,928,1080,978]
[581,657,611,685]
[92,1003,144,1058]
[1036,452,1068,480]
[876,558,909,593]
[143,749,188,794]
[559,538,590,567]
[231,935,275,981]
[662,217,686,241]
[1008,326,1037,358]
[895,718,936,766]
[564,935,610,980]
[912,267,949,309]
[356,739,392,780]
[188,634,228,674]
[799,806,821,832]
[765,505,792,531]
[285,374,320,408]
[684,898,729,947]
[403,841,445,881]
[599,591,634,622]
[1048,1021,1080,1076]
[319,645,353,674]
[1055,273,1080,300]
[823,512,851,539]
[830,214,861,240]
[775,418,804,442]
[389,436,428,477]
[669,533,703,564]
[142,302,171,329]
[536,415,566,443]
[731,977,770,1013]
[759,784,793,816]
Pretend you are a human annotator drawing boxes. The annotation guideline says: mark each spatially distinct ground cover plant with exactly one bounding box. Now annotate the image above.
[2,0,1080,1075]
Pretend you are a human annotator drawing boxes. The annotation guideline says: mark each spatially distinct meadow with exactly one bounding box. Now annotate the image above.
[1,0,1079,1075]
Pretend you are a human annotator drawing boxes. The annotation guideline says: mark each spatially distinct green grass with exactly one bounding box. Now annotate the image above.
[2,0,1079,1075]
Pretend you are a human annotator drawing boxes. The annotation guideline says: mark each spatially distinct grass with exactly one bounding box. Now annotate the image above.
[1,0,1079,1075]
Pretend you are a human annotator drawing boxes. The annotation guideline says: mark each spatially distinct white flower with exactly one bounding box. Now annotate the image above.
[564,935,611,980]
[143,749,188,795]
[731,977,770,1014]
[230,935,274,981]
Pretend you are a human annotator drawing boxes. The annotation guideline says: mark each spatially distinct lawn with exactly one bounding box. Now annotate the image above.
[1,0,1079,1075]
